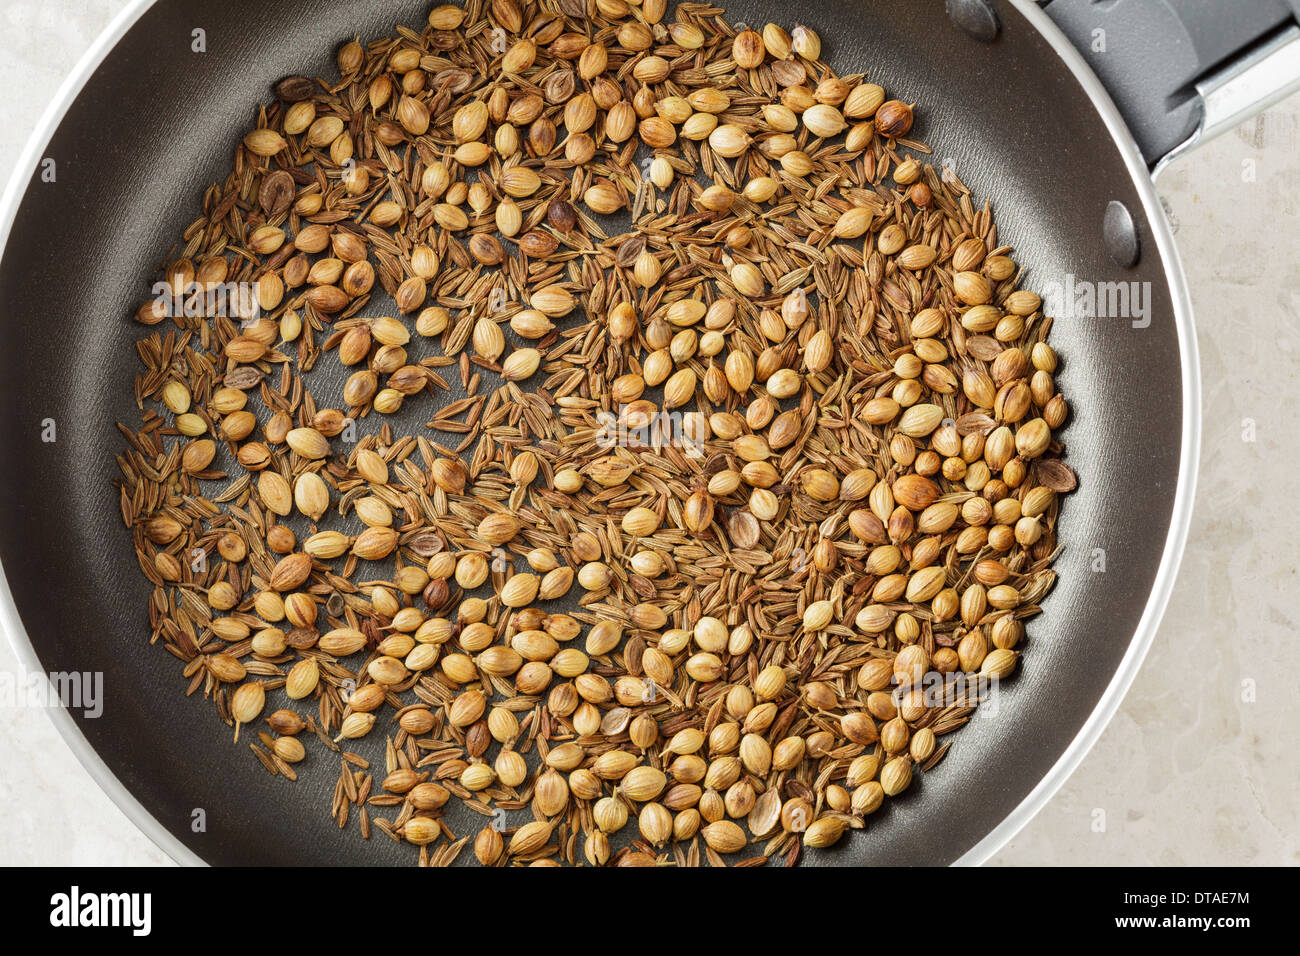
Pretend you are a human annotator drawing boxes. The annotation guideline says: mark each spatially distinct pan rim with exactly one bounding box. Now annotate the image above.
[950,0,1202,865]
[0,0,202,866]
[0,0,1200,869]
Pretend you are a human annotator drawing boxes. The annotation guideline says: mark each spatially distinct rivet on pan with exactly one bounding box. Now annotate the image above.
[1103,200,1141,268]
[946,0,1000,42]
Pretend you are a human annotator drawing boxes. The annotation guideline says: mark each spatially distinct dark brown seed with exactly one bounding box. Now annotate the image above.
[517,230,559,257]
[875,100,914,137]
[258,170,296,216]
[275,74,316,101]
[548,200,578,232]
[422,578,449,609]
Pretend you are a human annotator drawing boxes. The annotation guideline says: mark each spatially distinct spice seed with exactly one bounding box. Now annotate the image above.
[116,0,1073,868]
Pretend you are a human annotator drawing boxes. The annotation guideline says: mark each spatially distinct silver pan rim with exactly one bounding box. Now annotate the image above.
[0,0,1201,868]
[0,0,202,866]
[952,0,1202,865]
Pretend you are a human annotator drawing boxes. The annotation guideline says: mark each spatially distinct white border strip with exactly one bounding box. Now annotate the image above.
[952,0,1203,865]
[0,0,1200,869]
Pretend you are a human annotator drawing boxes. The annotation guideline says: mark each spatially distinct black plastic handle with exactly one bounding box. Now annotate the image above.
[1043,0,1300,167]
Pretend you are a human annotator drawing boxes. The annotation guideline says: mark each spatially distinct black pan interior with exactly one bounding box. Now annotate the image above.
[0,0,1181,865]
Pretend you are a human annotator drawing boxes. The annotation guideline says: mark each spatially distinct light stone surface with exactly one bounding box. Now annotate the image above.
[0,0,1295,866]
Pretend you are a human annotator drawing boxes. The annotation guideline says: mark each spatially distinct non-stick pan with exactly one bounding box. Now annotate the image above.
[1,0,1295,866]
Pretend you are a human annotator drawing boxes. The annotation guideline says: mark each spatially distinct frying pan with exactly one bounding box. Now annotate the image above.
[1,0,1294,867]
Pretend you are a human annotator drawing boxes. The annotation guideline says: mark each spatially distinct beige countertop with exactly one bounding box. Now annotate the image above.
[1,0,1295,866]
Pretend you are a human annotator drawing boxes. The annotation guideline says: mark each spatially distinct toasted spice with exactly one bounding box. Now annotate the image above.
[116,0,1074,867]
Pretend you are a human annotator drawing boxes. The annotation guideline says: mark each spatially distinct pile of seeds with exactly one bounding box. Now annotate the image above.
[116,0,1076,866]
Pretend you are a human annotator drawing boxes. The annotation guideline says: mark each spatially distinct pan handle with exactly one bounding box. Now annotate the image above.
[1042,0,1300,174]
